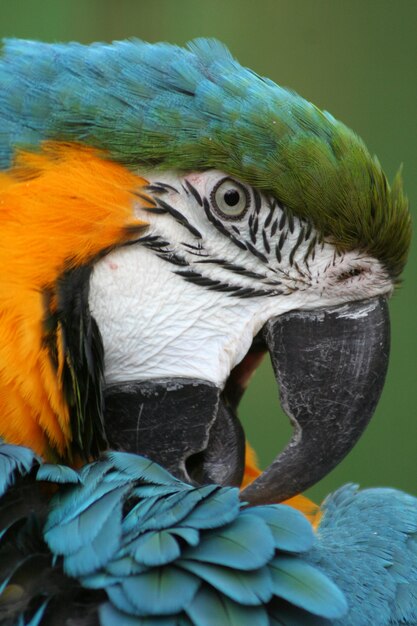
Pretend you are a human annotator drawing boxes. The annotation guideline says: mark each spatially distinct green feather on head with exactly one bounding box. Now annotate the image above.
[0,37,411,278]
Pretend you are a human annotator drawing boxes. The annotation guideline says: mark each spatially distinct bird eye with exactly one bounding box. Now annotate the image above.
[211,178,250,219]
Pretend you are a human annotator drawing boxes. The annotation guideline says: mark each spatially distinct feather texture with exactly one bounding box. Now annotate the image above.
[0,449,347,624]
[42,452,341,623]
[0,38,411,278]
[0,145,149,460]
[0,442,39,497]
[0,35,414,626]
[305,484,417,626]
[1,448,417,624]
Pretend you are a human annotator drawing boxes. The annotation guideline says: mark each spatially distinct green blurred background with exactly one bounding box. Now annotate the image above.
[0,0,415,501]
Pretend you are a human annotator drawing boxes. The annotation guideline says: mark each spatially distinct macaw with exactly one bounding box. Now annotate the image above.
[0,38,415,626]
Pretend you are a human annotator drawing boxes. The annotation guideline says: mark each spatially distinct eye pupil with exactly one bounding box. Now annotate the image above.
[224,190,240,207]
[210,177,250,220]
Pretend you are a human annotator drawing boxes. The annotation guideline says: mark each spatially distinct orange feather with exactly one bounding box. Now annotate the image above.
[0,143,149,460]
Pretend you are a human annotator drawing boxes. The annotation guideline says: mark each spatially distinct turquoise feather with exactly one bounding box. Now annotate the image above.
[1,446,417,624]
[0,38,410,277]
[182,514,276,570]
[241,504,314,552]
[175,487,240,529]
[0,440,39,497]
[178,559,273,605]
[45,486,126,558]
[128,530,182,567]
[185,585,270,626]
[268,557,347,618]
[36,463,82,485]
[305,484,417,626]
[39,451,347,623]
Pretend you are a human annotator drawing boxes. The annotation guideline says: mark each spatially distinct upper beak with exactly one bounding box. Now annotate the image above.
[240,296,390,506]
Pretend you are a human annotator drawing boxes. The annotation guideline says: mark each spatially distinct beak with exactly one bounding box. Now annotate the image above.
[104,379,245,488]
[103,297,389,504]
[240,297,390,506]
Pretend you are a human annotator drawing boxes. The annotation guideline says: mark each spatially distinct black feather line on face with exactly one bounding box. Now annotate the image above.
[149,197,203,240]
[43,264,107,462]
[184,179,203,207]
[59,265,107,460]
[202,198,248,251]
[139,183,299,296]
[40,222,146,462]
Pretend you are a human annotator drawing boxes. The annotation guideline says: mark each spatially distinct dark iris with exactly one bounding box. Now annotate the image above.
[224,190,240,207]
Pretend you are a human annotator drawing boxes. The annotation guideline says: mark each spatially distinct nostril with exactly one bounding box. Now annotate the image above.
[337,267,364,282]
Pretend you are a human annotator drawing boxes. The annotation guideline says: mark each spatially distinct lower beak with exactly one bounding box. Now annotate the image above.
[240,297,390,506]
[103,379,246,487]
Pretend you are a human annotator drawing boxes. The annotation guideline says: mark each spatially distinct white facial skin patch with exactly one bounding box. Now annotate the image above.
[88,170,393,388]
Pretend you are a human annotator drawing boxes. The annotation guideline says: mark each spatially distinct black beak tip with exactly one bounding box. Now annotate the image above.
[241,297,390,506]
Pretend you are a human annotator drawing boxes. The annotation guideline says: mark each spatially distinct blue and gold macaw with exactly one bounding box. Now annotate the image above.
[0,38,415,625]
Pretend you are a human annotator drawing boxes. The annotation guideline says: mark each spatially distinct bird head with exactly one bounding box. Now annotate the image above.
[0,38,411,504]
